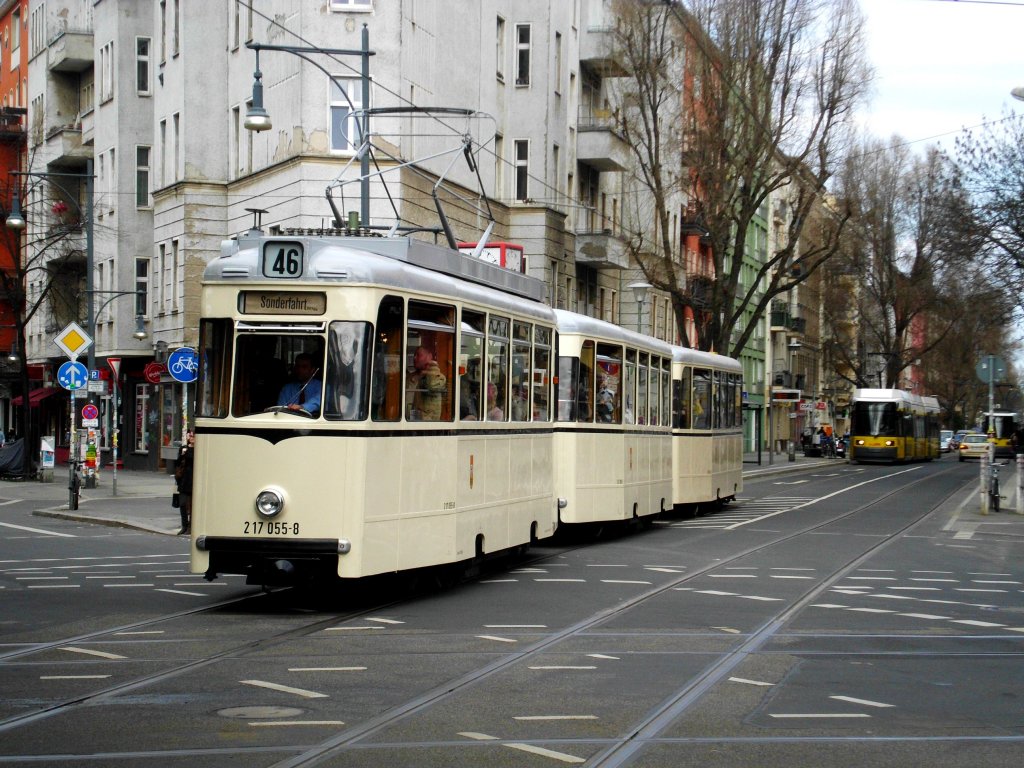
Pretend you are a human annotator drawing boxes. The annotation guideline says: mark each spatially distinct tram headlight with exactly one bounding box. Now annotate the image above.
[255,488,285,518]
[884,440,895,447]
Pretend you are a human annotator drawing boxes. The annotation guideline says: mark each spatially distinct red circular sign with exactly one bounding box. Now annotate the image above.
[143,361,165,384]
[81,404,99,420]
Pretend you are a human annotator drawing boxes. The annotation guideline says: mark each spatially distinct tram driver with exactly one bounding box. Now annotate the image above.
[278,352,323,415]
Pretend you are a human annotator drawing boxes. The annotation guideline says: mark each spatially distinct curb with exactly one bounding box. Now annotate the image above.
[33,508,182,537]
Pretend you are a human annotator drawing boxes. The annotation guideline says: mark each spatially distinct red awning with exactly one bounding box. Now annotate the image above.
[11,387,60,408]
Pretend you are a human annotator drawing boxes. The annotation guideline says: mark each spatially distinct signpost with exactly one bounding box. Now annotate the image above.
[168,347,198,438]
[108,357,121,496]
[54,323,93,510]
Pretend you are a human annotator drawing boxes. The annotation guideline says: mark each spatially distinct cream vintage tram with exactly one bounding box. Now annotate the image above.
[671,348,744,511]
[553,311,674,525]
[192,230,559,584]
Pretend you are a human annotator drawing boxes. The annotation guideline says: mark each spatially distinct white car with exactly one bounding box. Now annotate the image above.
[940,429,953,452]
[958,433,991,461]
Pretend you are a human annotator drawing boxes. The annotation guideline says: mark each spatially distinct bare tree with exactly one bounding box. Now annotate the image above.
[612,0,869,354]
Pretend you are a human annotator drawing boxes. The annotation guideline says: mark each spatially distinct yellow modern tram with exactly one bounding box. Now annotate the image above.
[848,388,940,463]
[982,411,1017,458]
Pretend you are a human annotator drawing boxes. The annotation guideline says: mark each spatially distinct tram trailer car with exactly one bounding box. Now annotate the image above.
[671,347,744,510]
[191,231,560,585]
[849,388,940,463]
[552,310,674,525]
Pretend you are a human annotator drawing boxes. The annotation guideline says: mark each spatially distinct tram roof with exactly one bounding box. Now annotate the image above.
[553,309,674,355]
[672,345,742,373]
[852,388,939,411]
[207,231,554,320]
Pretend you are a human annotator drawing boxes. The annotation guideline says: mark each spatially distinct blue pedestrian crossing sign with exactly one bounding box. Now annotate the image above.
[58,361,89,390]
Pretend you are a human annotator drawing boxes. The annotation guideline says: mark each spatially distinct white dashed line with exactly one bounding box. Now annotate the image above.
[528,666,597,670]
[60,646,127,660]
[155,589,206,596]
[40,675,112,680]
[478,635,517,643]
[288,667,366,672]
[830,695,894,708]
[505,743,586,763]
[513,715,598,721]
[249,720,344,727]
[770,713,871,719]
[729,677,774,686]
[240,680,328,699]
[366,617,405,625]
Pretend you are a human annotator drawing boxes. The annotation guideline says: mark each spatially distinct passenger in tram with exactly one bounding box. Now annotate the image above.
[406,345,447,420]
[277,352,323,415]
[510,383,528,421]
[460,371,479,420]
[486,381,504,421]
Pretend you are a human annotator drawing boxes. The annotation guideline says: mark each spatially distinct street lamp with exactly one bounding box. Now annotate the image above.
[1012,87,1024,103]
[627,281,651,332]
[242,32,374,228]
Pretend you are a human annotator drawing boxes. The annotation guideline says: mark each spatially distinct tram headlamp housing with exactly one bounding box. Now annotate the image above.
[884,440,895,447]
[255,488,285,518]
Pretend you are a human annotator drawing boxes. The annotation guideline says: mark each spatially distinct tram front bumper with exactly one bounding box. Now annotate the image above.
[196,536,350,584]
[852,446,898,462]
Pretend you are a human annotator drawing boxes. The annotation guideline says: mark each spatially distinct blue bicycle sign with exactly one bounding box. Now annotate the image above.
[167,347,198,383]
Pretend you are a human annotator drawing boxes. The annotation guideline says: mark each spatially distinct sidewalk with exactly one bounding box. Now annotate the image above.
[8,454,1020,539]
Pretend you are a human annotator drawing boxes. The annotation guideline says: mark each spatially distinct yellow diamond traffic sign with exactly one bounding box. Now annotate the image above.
[54,322,93,360]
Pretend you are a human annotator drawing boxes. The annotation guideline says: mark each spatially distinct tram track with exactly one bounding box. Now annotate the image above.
[0,463,997,765]
[262,463,978,767]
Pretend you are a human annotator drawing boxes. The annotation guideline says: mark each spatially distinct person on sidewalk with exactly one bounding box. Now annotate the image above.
[174,431,194,535]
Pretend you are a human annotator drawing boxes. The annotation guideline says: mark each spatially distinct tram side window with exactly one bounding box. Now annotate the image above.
[556,356,579,421]
[733,374,743,428]
[662,360,671,428]
[324,322,371,420]
[371,296,404,421]
[624,349,636,424]
[486,315,510,421]
[674,365,691,429]
[692,368,711,429]
[649,356,661,426]
[406,301,455,422]
[596,343,622,424]
[532,326,552,421]
[198,319,232,418]
[459,310,485,420]
[510,322,532,421]
[637,352,648,425]
[578,340,595,423]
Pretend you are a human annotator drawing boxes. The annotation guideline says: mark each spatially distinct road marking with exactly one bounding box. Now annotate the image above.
[478,635,517,643]
[770,713,871,719]
[644,566,684,573]
[950,620,1005,628]
[953,530,974,540]
[0,521,76,538]
[511,568,548,573]
[15,576,69,580]
[830,695,894,708]
[366,617,404,625]
[888,587,941,591]
[324,626,384,631]
[847,608,895,614]
[588,564,629,567]
[480,579,518,583]
[970,572,1012,576]
[155,589,206,596]
[601,579,652,585]
[249,720,345,727]
[103,583,155,588]
[695,590,738,596]
[86,575,136,579]
[485,624,547,628]
[712,627,741,634]
[898,613,950,620]
[847,576,897,581]
[729,677,774,686]
[709,574,757,578]
[528,666,597,670]
[1006,628,1024,634]
[534,578,586,583]
[972,580,1021,585]
[506,743,586,763]
[60,646,127,660]
[114,630,165,635]
[240,680,328,699]
[773,567,817,571]
[460,732,498,740]
[773,480,809,485]
[289,667,366,672]
[40,675,112,680]
[911,578,958,582]
[770,575,814,580]
[587,654,619,660]
[513,715,598,721]
[738,595,784,601]
[27,584,80,589]
[956,588,1008,593]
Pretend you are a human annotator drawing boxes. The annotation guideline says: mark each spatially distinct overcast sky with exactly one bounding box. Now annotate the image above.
[859,0,1024,152]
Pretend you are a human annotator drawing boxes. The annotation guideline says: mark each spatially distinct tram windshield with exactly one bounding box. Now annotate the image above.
[852,402,898,436]
[198,319,372,420]
[985,414,1015,439]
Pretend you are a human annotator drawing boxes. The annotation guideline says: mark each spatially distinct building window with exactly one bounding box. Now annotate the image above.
[493,134,504,199]
[232,1,240,49]
[136,38,152,95]
[173,112,180,181]
[10,8,19,60]
[172,239,180,312]
[554,31,562,93]
[330,0,373,9]
[514,139,529,201]
[496,16,505,80]
[330,76,366,153]
[30,4,44,58]
[231,105,241,178]
[135,258,149,316]
[135,146,151,208]
[159,0,167,62]
[515,24,530,85]
[172,0,180,56]
[159,118,167,186]
[99,42,114,103]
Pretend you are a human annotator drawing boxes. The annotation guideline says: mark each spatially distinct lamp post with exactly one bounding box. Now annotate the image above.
[627,281,651,333]
[243,31,374,227]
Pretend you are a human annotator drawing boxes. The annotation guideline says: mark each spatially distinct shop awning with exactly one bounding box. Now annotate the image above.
[11,387,60,408]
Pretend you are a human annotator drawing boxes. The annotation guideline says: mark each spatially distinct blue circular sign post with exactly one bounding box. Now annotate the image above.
[57,360,89,390]
[167,347,198,383]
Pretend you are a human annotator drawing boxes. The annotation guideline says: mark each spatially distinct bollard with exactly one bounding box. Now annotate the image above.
[1018,454,1024,515]
[979,452,989,515]
[787,440,796,462]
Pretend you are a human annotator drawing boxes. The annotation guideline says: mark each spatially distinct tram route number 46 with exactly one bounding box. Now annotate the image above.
[262,242,304,279]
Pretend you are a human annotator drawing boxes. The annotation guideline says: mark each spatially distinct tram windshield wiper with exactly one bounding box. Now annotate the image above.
[262,406,316,419]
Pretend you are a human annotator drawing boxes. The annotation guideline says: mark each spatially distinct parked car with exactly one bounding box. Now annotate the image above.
[958,433,991,462]
[940,429,954,452]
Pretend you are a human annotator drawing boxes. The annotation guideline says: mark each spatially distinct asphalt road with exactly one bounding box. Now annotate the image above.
[1,458,1022,767]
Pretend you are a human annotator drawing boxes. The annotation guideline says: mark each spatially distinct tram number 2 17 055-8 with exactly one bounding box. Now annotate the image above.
[243,520,301,536]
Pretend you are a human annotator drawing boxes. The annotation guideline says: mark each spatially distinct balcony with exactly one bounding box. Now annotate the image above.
[576,115,630,172]
[789,316,807,335]
[688,274,713,307]
[580,27,629,77]
[47,30,94,73]
[575,230,629,269]
[44,124,90,167]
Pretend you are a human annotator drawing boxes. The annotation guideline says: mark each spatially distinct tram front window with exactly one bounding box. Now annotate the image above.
[852,402,897,436]
[231,335,324,417]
